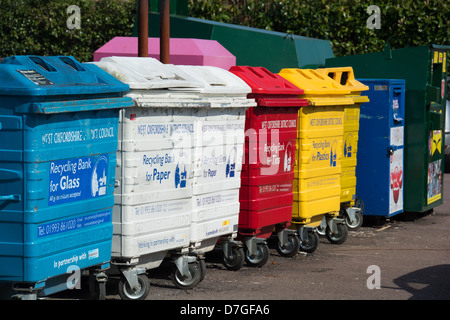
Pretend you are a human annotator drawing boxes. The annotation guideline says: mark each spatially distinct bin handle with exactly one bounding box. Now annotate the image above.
[0,194,21,202]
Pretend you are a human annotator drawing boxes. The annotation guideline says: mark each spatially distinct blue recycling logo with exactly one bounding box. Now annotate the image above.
[344,133,353,158]
[226,146,237,178]
[330,141,338,167]
[91,156,108,197]
[175,163,187,188]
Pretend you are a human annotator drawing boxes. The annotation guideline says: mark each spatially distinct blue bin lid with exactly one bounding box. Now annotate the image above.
[0,55,130,96]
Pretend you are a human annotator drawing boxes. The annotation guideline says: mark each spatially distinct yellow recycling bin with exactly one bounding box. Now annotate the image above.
[279,68,354,252]
[317,67,369,231]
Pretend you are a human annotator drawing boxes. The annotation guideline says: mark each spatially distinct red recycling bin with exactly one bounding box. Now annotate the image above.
[229,66,309,267]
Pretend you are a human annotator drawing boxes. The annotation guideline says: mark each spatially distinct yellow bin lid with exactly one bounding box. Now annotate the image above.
[316,67,370,103]
[278,68,354,106]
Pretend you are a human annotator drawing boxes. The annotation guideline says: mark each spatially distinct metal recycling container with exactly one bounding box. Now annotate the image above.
[279,68,354,251]
[92,57,255,299]
[0,55,132,300]
[174,65,255,273]
[139,12,335,72]
[317,67,369,230]
[326,44,449,214]
[229,66,308,267]
[355,79,406,218]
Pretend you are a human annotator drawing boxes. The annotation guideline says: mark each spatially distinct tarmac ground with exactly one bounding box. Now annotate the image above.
[43,175,450,303]
[3,174,449,313]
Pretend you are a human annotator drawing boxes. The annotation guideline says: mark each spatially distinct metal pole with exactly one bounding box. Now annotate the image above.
[160,0,170,63]
[138,0,148,57]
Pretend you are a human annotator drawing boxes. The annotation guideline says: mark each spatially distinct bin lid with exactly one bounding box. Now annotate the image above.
[229,66,309,107]
[175,65,252,95]
[316,67,369,94]
[93,56,256,108]
[316,67,369,103]
[94,56,252,95]
[278,68,354,106]
[0,55,130,96]
[92,56,205,90]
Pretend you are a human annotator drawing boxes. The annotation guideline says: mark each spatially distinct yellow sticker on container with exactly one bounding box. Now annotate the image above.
[430,130,442,155]
[434,51,439,63]
[439,52,443,63]
[443,53,447,73]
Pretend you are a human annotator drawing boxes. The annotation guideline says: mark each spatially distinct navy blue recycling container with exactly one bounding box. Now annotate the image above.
[356,79,406,218]
[0,56,133,299]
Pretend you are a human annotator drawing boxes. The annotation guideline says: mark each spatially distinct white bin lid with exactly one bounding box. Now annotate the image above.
[92,56,255,108]
[92,56,203,90]
[175,65,252,95]
[93,56,251,94]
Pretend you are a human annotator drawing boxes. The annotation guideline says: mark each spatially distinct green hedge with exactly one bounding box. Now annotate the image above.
[0,0,136,62]
[0,0,447,62]
[188,0,449,57]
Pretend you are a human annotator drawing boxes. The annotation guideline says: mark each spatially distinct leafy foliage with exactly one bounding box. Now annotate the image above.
[188,0,449,56]
[0,0,447,61]
[0,0,136,62]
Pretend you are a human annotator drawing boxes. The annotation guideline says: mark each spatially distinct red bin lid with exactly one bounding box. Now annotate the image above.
[229,66,309,107]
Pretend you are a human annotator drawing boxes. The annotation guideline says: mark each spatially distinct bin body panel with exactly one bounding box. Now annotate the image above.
[294,105,344,224]
[114,107,193,259]
[340,107,360,202]
[239,107,298,236]
[229,66,307,238]
[316,67,369,203]
[326,45,449,213]
[279,68,355,226]
[0,56,131,285]
[296,105,344,179]
[174,65,255,250]
[0,109,119,282]
[355,79,406,217]
[190,107,248,246]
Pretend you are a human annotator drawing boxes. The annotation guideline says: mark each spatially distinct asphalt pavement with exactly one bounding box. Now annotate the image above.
[44,175,450,304]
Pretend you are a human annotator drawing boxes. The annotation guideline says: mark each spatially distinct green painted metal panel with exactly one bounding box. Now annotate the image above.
[326,44,449,213]
[133,13,334,72]
[209,24,299,72]
[148,0,189,15]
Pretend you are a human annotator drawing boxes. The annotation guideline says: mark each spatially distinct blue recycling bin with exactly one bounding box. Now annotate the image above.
[0,56,133,299]
[356,79,406,218]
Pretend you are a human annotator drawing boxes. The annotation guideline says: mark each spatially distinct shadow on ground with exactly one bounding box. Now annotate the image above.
[392,264,450,300]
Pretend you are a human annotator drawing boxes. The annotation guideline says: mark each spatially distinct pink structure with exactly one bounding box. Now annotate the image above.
[93,37,236,69]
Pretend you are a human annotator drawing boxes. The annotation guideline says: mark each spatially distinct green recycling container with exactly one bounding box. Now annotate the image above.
[326,44,449,214]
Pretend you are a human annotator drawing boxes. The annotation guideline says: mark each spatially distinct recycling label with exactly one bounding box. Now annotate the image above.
[48,154,109,206]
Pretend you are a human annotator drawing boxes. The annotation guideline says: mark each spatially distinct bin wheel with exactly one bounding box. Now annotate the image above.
[199,258,207,281]
[276,234,300,257]
[316,226,326,236]
[89,273,107,300]
[223,246,244,271]
[171,260,201,290]
[118,274,150,300]
[326,223,348,245]
[316,219,326,236]
[245,243,269,268]
[299,229,319,253]
[345,210,363,230]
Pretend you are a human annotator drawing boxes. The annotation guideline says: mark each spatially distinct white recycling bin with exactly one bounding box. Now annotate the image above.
[92,57,255,299]
[175,65,254,256]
